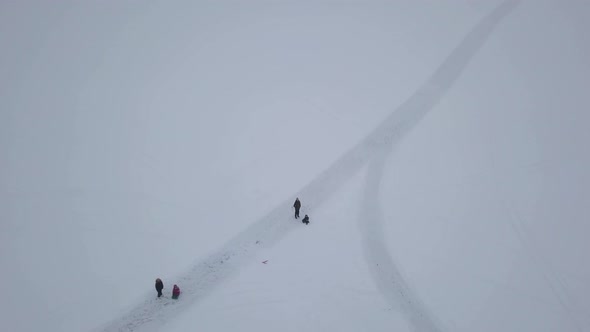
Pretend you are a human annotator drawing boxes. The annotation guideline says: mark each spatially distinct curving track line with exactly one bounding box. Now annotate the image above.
[357,1,519,331]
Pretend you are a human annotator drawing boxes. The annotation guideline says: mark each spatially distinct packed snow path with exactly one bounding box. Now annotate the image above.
[358,2,519,332]
[99,2,518,331]
[360,147,445,332]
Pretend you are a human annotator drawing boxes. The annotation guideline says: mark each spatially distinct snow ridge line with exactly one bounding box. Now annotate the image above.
[98,2,518,331]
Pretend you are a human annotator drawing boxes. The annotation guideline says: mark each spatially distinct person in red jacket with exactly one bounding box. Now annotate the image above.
[172,284,181,299]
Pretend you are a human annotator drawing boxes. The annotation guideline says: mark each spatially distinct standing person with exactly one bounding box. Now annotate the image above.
[172,284,181,299]
[293,198,301,219]
[155,278,164,298]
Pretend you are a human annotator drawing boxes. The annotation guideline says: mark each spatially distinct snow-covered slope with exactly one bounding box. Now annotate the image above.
[1,1,588,332]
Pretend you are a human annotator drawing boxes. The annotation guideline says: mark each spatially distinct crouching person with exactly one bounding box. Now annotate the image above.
[155,278,164,298]
[302,215,309,225]
[172,284,181,299]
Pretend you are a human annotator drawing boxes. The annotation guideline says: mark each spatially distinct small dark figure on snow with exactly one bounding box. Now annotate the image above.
[172,284,180,299]
[293,198,301,219]
[302,214,309,225]
[155,278,164,298]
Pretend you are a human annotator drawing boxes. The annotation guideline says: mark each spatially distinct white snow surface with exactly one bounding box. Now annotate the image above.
[1,1,589,332]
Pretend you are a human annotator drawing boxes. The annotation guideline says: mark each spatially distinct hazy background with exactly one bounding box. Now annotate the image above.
[1,1,588,331]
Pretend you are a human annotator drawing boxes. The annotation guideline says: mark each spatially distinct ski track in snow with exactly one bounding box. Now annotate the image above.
[360,147,446,332]
[358,2,519,332]
[98,2,518,331]
[497,182,584,332]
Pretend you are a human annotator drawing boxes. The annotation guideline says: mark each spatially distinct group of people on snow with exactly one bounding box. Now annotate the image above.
[154,197,310,298]
[155,278,181,299]
[293,197,309,225]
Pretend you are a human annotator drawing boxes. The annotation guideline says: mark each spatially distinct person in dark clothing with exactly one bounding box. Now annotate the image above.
[155,278,164,298]
[293,198,301,219]
[302,214,309,225]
